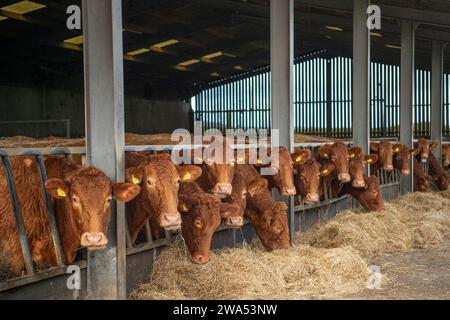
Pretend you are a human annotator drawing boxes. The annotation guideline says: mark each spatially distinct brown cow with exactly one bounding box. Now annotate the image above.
[292,149,334,204]
[415,138,439,163]
[316,143,352,183]
[125,152,202,244]
[413,158,431,192]
[178,182,239,264]
[339,175,385,211]
[428,152,449,191]
[348,149,378,189]
[222,174,247,228]
[443,145,450,169]
[235,164,290,251]
[391,144,420,176]
[370,141,396,172]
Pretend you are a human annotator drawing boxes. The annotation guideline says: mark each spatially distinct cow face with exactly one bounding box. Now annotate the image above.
[393,144,419,176]
[317,143,351,182]
[179,194,234,264]
[415,138,439,163]
[294,158,334,204]
[354,176,385,211]
[432,172,449,191]
[415,176,431,192]
[370,141,394,171]
[443,145,450,168]
[126,154,202,231]
[260,147,297,196]
[223,174,247,228]
[45,167,140,250]
[245,202,290,251]
[348,150,378,189]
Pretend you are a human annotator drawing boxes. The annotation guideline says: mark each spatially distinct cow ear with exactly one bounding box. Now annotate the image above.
[125,167,143,185]
[178,165,202,182]
[430,141,440,150]
[348,147,362,159]
[365,154,378,165]
[317,145,330,159]
[320,164,335,177]
[292,149,311,165]
[409,148,420,157]
[393,144,403,154]
[112,183,141,202]
[370,142,380,152]
[220,203,238,219]
[45,179,70,199]
[247,179,268,196]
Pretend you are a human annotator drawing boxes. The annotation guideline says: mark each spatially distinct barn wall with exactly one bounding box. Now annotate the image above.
[0,85,192,138]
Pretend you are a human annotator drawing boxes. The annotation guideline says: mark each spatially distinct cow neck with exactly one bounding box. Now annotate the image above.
[53,197,80,264]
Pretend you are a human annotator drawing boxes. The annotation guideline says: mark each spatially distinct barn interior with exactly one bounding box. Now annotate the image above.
[1,0,450,300]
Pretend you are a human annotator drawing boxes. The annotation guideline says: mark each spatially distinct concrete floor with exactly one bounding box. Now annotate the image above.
[336,237,450,300]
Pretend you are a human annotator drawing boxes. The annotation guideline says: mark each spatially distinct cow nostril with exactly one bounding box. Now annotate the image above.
[191,254,209,264]
[401,169,410,176]
[161,214,181,229]
[352,180,366,188]
[215,183,232,195]
[305,193,319,202]
[86,234,102,244]
[338,173,351,182]
[385,165,394,171]
[283,188,296,196]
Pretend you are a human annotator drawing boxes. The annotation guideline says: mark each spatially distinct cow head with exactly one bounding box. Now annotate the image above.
[432,172,449,191]
[415,138,439,163]
[415,175,431,192]
[198,143,235,198]
[393,144,419,176]
[293,155,334,204]
[443,145,450,168]
[45,167,140,250]
[370,141,394,171]
[353,176,385,211]
[126,153,202,231]
[223,174,247,228]
[245,201,290,252]
[348,148,378,189]
[317,143,351,182]
[178,194,236,264]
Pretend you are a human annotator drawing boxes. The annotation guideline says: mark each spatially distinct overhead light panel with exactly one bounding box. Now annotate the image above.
[151,39,179,49]
[371,32,383,37]
[1,1,46,15]
[386,44,401,50]
[178,59,200,67]
[325,25,344,32]
[234,65,243,71]
[210,72,221,77]
[64,35,83,46]
[0,15,7,22]
[202,51,223,60]
[127,48,150,56]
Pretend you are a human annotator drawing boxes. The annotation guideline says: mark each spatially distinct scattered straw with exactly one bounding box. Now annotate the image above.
[132,191,450,300]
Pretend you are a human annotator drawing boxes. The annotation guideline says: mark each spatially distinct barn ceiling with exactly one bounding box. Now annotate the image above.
[0,0,450,99]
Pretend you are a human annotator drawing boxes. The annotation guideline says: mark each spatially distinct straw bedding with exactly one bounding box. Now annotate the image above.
[131,191,450,300]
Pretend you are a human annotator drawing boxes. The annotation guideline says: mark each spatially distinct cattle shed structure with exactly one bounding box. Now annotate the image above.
[0,0,450,300]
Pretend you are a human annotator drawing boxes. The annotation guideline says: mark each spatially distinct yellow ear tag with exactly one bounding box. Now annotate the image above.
[295,156,302,163]
[367,159,373,164]
[131,174,141,185]
[256,159,263,165]
[322,169,329,175]
[57,188,66,197]
[181,203,189,213]
[349,153,356,159]
[182,172,192,181]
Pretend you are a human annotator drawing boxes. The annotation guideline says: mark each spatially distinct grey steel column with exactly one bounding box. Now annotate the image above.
[353,0,370,168]
[82,0,126,299]
[270,0,295,244]
[431,41,445,160]
[400,21,416,194]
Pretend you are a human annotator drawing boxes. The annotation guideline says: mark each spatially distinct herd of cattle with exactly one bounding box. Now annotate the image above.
[0,137,449,277]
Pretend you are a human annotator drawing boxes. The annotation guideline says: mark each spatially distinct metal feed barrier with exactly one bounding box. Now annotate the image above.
[0,142,402,299]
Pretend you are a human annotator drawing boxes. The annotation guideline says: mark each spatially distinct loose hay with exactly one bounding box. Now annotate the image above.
[132,191,450,300]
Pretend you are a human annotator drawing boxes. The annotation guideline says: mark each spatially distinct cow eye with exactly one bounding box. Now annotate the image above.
[147,179,155,186]
[106,196,112,203]
[194,219,202,228]
[72,196,80,203]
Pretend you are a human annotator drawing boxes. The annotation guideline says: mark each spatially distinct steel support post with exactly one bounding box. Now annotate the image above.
[431,41,445,160]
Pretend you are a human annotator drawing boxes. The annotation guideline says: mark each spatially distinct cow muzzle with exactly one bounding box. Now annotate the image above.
[421,154,428,163]
[384,164,394,172]
[81,232,108,249]
[304,193,319,203]
[160,213,182,230]
[191,253,210,265]
[213,183,232,196]
[444,161,449,167]
[401,169,410,176]
[225,216,244,228]
[352,179,366,188]
[338,173,351,183]
[281,187,296,196]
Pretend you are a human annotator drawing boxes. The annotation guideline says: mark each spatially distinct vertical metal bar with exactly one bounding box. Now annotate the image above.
[1,156,35,275]
[270,0,295,245]
[400,20,416,194]
[35,155,64,267]
[353,0,371,166]
[82,0,126,299]
[326,59,332,137]
[431,41,445,160]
